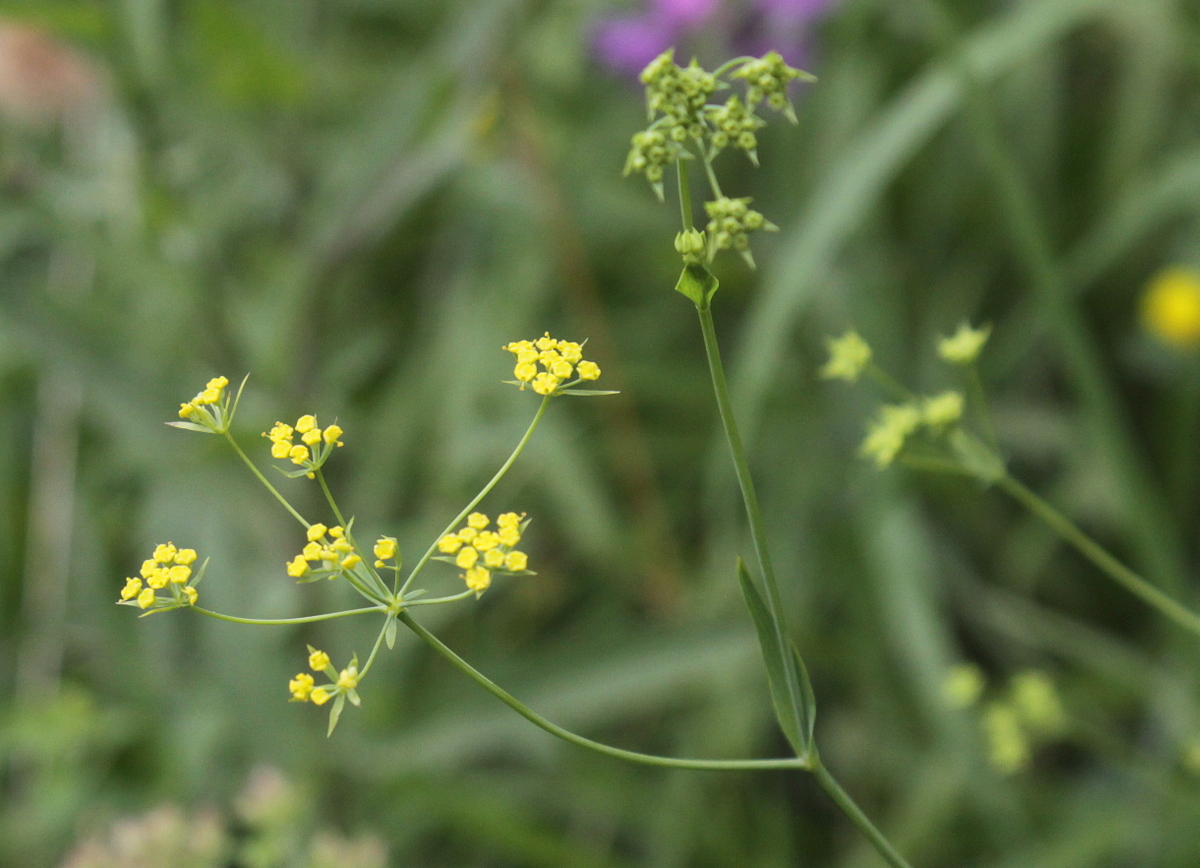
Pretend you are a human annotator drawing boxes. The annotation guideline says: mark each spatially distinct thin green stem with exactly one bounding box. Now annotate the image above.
[399,396,551,597]
[712,56,755,78]
[865,363,914,403]
[399,611,810,772]
[967,364,998,450]
[696,147,724,199]
[405,589,475,607]
[191,605,382,626]
[997,474,1200,639]
[224,432,309,530]
[316,469,349,528]
[677,160,694,231]
[358,615,392,679]
[811,759,915,868]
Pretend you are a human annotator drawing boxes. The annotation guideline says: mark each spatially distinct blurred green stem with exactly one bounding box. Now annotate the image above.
[997,473,1200,638]
[677,161,694,230]
[317,468,349,528]
[192,606,383,626]
[399,395,550,597]
[224,432,310,530]
[812,759,915,868]
[399,611,810,771]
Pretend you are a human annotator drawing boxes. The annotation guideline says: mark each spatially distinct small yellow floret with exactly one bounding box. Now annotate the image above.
[323,425,343,445]
[137,588,156,609]
[121,577,142,600]
[1142,267,1200,349]
[532,372,559,395]
[457,527,478,543]
[140,559,158,578]
[438,535,463,554]
[309,649,331,672]
[576,360,600,380]
[199,387,221,404]
[498,527,520,547]
[820,331,872,382]
[206,376,229,390]
[550,360,574,380]
[153,542,177,563]
[295,414,317,433]
[374,537,397,561]
[167,565,191,584]
[464,566,492,592]
[331,538,354,554]
[942,664,985,709]
[268,422,293,441]
[497,512,521,528]
[473,530,500,551]
[341,553,362,569]
[467,512,489,529]
[483,549,505,568]
[183,586,198,605]
[861,404,922,468]
[982,702,1029,774]
[271,441,292,459]
[922,391,964,428]
[289,444,310,464]
[328,526,345,539]
[937,322,992,365]
[559,342,583,364]
[310,687,331,706]
[535,333,557,351]
[175,548,197,565]
[456,546,479,569]
[302,541,323,561]
[307,524,327,542]
[301,428,322,446]
[289,672,314,701]
[504,550,528,572]
[514,361,538,382]
[146,568,169,590]
[179,403,197,419]
[1010,670,1066,736]
[287,555,309,577]
[336,666,359,690]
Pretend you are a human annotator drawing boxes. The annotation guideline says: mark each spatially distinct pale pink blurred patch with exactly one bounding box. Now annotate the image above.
[0,22,102,126]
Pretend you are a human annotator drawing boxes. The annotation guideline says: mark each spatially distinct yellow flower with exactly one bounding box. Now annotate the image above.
[323,425,343,445]
[310,687,331,706]
[820,331,872,382]
[457,526,478,543]
[535,333,557,351]
[301,428,322,446]
[532,372,559,395]
[456,546,479,569]
[302,541,323,561]
[341,553,362,569]
[922,391,964,428]
[559,342,583,364]
[550,359,574,380]
[336,666,359,690]
[503,339,534,354]
[167,565,191,584]
[982,702,1029,775]
[183,586,198,605]
[497,512,521,528]
[937,322,991,364]
[576,360,601,381]
[309,649,331,672]
[464,566,492,592]
[1010,670,1066,736]
[121,577,142,600]
[179,403,197,419]
[374,537,397,561]
[296,414,317,433]
[473,531,500,551]
[1142,266,1200,349]
[307,523,327,542]
[271,440,292,459]
[498,526,520,547]
[268,422,293,441]
[942,663,985,709]
[484,549,505,568]
[287,555,309,577]
[514,361,538,382]
[437,534,463,554]
[861,404,922,468]
[146,568,169,590]
[504,550,528,572]
[137,588,156,609]
[467,512,489,529]
[140,559,158,578]
[175,548,197,565]
[199,387,221,404]
[153,542,177,563]
[331,538,354,554]
[207,376,229,390]
[289,444,309,464]
[328,526,345,539]
[289,672,314,701]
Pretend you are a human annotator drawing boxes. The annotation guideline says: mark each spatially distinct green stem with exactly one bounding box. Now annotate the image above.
[967,364,998,450]
[191,605,382,626]
[677,160,694,231]
[696,147,724,199]
[224,432,310,530]
[997,474,1200,639]
[865,363,914,403]
[405,589,475,607]
[811,759,915,868]
[358,615,392,679]
[399,611,810,772]
[316,468,349,529]
[400,396,551,597]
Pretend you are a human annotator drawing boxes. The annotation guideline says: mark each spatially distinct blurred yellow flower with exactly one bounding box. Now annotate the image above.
[1142,266,1200,349]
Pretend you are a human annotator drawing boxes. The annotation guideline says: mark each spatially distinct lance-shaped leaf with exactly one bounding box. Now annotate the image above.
[737,558,816,759]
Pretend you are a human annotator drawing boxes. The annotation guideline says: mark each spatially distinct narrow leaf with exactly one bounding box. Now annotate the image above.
[165,421,216,433]
[385,615,397,649]
[327,694,346,737]
[674,263,720,309]
[736,558,816,758]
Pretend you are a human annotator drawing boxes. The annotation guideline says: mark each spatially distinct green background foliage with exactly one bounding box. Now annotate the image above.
[4,0,1200,864]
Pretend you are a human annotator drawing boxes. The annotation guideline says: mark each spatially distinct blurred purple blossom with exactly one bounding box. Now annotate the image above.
[592,0,838,76]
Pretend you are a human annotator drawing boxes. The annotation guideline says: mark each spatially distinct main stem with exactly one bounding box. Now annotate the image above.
[998,473,1200,639]
[400,611,809,772]
[811,759,915,868]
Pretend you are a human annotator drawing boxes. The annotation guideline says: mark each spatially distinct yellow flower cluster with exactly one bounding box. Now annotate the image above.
[436,512,529,595]
[288,645,360,710]
[174,376,236,433]
[1142,266,1200,350]
[937,322,992,365]
[119,542,200,612]
[820,331,872,382]
[265,415,344,478]
[502,334,600,396]
[286,523,361,579]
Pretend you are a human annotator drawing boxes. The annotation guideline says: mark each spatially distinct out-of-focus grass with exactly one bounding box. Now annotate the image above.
[3,0,1200,865]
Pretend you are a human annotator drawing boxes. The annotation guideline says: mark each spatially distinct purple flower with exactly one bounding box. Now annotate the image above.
[592,0,720,76]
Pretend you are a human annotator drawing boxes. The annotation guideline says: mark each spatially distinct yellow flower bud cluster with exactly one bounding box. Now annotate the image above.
[703,197,778,268]
[640,49,715,134]
[819,331,872,382]
[119,542,201,612]
[704,95,765,162]
[435,511,530,596]
[937,322,992,365]
[286,523,361,579]
[859,390,965,468]
[502,333,601,396]
[175,376,234,433]
[731,50,813,123]
[289,645,361,716]
[265,414,344,479]
[623,128,687,199]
